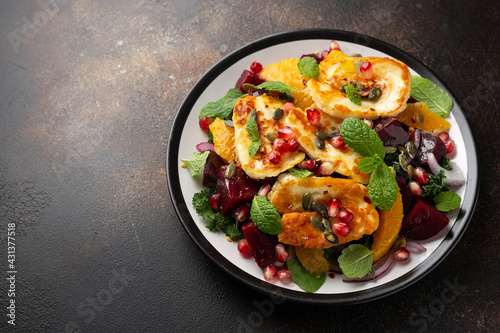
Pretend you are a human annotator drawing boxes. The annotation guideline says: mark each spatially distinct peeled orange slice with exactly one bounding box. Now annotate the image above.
[396,102,451,131]
[209,118,237,164]
[295,246,330,276]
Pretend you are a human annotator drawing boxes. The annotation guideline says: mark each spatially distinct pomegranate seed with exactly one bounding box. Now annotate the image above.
[445,140,457,158]
[328,198,342,217]
[267,150,281,165]
[409,181,423,196]
[298,159,317,171]
[393,247,410,261]
[284,102,294,114]
[250,61,263,74]
[199,117,214,131]
[258,183,272,197]
[413,167,430,185]
[208,193,219,211]
[306,108,321,126]
[359,61,373,80]
[332,222,350,237]
[273,138,289,153]
[278,126,296,139]
[287,137,300,152]
[321,50,330,60]
[317,161,335,176]
[263,265,278,282]
[329,40,340,51]
[338,209,353,223]
[363,119,374,128]
[329,135,346,149]
[437,132,450,143]
[237,239,252,258]
[277,270,291,283]
[234,205,250,222]
[275,244,289,263]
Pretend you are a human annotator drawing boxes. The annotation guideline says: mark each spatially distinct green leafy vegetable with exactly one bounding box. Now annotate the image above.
[192,189,216,219]
[356,155,384,174]
[256,81,296,94]
[288,167,313,178]
[433,191,461,212]
[287,258,326,293]
[338,244,374,278]
[410,76,453,118]
[367,162,399,211]
[340,118,385,158]
[250,196,282,234]
[199,88,244,120]
[181,151,210,176]
[297,57,320,79]
[422,170,448,197]
[344,84,362,106]
[440,155,453,171]
[223,224,243,239]
[246,116,262,157]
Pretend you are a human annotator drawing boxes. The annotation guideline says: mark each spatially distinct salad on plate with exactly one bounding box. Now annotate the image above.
[180,40,465,293]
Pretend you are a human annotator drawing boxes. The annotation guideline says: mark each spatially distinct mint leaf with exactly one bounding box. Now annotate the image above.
[338,244,374,278]
[181,151,210,176]
[434,191,461,212]
[287,258,326,292]
[192,189,216,219]
[256,81,296,94]
[367,163,398,211]
[344,84,362,106]
[356,155,384,174]
[199,88,244,120]
[297,57,319,79]
[340,117,385,158]
[410,76,453,118]
[246,116,262,157]
[288,167,313,178]
[250,196,282,234]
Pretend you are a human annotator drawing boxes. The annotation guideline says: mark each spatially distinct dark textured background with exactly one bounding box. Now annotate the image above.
[0,0,498,332]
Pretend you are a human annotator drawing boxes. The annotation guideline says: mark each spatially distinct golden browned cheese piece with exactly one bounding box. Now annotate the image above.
[269,174,379,247]
[280,212,334,249]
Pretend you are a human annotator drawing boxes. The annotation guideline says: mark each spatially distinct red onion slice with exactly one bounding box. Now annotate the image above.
[427,153,466,187]
[196,142,215,153]
[342,255,395,283]
[405,240,427,254]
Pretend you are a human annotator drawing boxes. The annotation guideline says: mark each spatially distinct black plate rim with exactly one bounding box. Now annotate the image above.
[166,29,479,305]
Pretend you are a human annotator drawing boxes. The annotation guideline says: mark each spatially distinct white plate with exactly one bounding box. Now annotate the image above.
[167,30,479,304]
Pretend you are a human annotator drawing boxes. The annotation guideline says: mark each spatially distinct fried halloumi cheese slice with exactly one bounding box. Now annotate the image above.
[285,106,370,183]
[268,174,379,246]
[233,95,305,179]
[307,50,411,119]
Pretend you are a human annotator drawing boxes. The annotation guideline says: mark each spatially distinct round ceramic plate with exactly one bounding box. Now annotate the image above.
[166,30,478,304]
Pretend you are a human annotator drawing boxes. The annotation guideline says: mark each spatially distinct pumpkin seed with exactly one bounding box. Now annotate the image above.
[302,192,312,211]
[272,108,284,121]
[405,141,417,158]
[350,53,362,57]
[385,146,397,154]
[242,83,258,93]
[369,87,382,101]
[249,109,258,121]
[399,154,409,171]
[310,216,324,232]
[225,163,236,178]
[264,131,277,142]
[324,230,339,245]
[415,111,424,125]
[328,132,340,138]
[315,137,325,149]
[279,93,294,103]
[322,218,332,232]
[407,165,414,177]
[224,120,234,128]
[312,202,329,219]
[316,131,329,140]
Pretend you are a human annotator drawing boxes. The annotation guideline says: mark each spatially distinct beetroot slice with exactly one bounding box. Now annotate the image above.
[412,133,447,167]
[400,197,449,240]
[374,117,410,146]
[203,151,225,188]
[216,166,258,214]
[235,70,266,93]
[241,221,278,268]
[396,176,413,215]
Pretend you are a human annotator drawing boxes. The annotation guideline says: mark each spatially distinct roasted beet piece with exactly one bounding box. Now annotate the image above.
[216,165,258,214]
[396,176,413,215]
[400,197,449,240]
[374,117,410,146]
[203,151,225,188]
[235,70,266,93]
[300,53,322,64]
[241,221,278,268]
[412,133,447,167]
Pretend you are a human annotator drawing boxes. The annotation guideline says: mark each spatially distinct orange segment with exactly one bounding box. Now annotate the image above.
[371,189,404,262]
[396,102,451,131]
[259,58,313,110]
[295,246,330,276]
[209,118,238,164]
